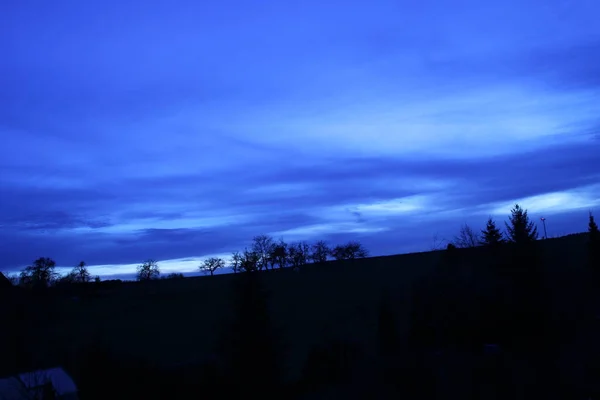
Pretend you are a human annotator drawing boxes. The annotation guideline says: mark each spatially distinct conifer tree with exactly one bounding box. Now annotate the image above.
[588,211,600,275]
[589,212,599,243]
[480,217,504,246]
[505,204,538,244]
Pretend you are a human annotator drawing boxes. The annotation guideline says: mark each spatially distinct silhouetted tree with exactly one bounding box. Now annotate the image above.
[452,223,479,248]
[330,241,368,260]
[200,257,225,276]
[73,260,91,283]
[310,240,330,263]
[19,257,58,288]
[480,217,504,246]
[251,234,275,270]
[503,206,546,360]
[136,259,160,281]
[430,232,447,251]
[442,243,460,269]
[588,212,600,282]
[164,272,184,279]
[330,245,345,261]
[94,275,101,283]
[288,242,310,269]
[269,239,288,269]
[347,241,369,258]
[229,251,243,274]
[57,271,78,286]
[505,204,538,244]
[590,211,600,241]
[240,249,260,272]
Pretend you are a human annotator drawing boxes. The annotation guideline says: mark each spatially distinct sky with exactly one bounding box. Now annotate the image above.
[1,0,600,278]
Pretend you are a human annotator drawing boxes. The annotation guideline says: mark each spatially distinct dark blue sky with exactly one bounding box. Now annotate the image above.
[1,0,599,277]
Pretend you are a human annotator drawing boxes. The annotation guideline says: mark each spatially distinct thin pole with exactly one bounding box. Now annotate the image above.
[541,217,548,239]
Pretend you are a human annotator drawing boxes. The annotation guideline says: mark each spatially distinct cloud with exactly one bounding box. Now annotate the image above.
[272,223,389,242]
[1,137,598,273]
[213,85,599,159]
[487,185,600,216]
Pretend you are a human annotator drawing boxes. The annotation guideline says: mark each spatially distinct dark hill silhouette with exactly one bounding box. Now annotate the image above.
[4,230,599,398]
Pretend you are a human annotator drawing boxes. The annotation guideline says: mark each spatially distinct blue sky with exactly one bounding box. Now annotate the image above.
[1,0,599,278]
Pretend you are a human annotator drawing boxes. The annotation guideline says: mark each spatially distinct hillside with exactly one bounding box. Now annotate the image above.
[2,231,597,397]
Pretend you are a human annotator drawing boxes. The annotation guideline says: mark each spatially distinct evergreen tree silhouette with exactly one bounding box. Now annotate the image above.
[588,212,600,284]
[589,211,599,243]
[480,217,504,246]
[505,204,538,244]
[504,204,548,381]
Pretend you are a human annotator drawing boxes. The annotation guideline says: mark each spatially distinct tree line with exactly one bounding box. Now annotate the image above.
[452,203,553,248]
[5,202,598,286]
[2,236,369,286]
[134,237,368,280]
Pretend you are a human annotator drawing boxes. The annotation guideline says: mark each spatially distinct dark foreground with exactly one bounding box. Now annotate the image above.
[2,234,600,399]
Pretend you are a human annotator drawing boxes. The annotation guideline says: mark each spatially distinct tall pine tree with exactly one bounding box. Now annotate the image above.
[588,212,599,275]
[480,217,504,246]
[505,204,538,244]
[589,211,599,243]
[504,204,545,358]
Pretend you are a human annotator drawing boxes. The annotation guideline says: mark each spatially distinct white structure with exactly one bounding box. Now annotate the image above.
[0,367,78,400]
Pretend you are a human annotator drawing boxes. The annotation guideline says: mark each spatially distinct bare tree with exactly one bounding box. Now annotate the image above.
[230,251,243,274]
[240,249,260,273]
[330,245,346,261]
[269,239,288,269]
[164,272,185,279]
[430,233,447,251]
[310,240,330,263]
[136,260,160,281]
[72,261,91,283]
[345,241,368,259]
[251,234,275,270]
[452,223,480,248]
[330,241,368,260]
[200,257,225,276]
[288,242,310,269]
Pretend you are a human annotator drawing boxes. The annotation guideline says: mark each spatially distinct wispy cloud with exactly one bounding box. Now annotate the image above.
[488,184,600,216]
